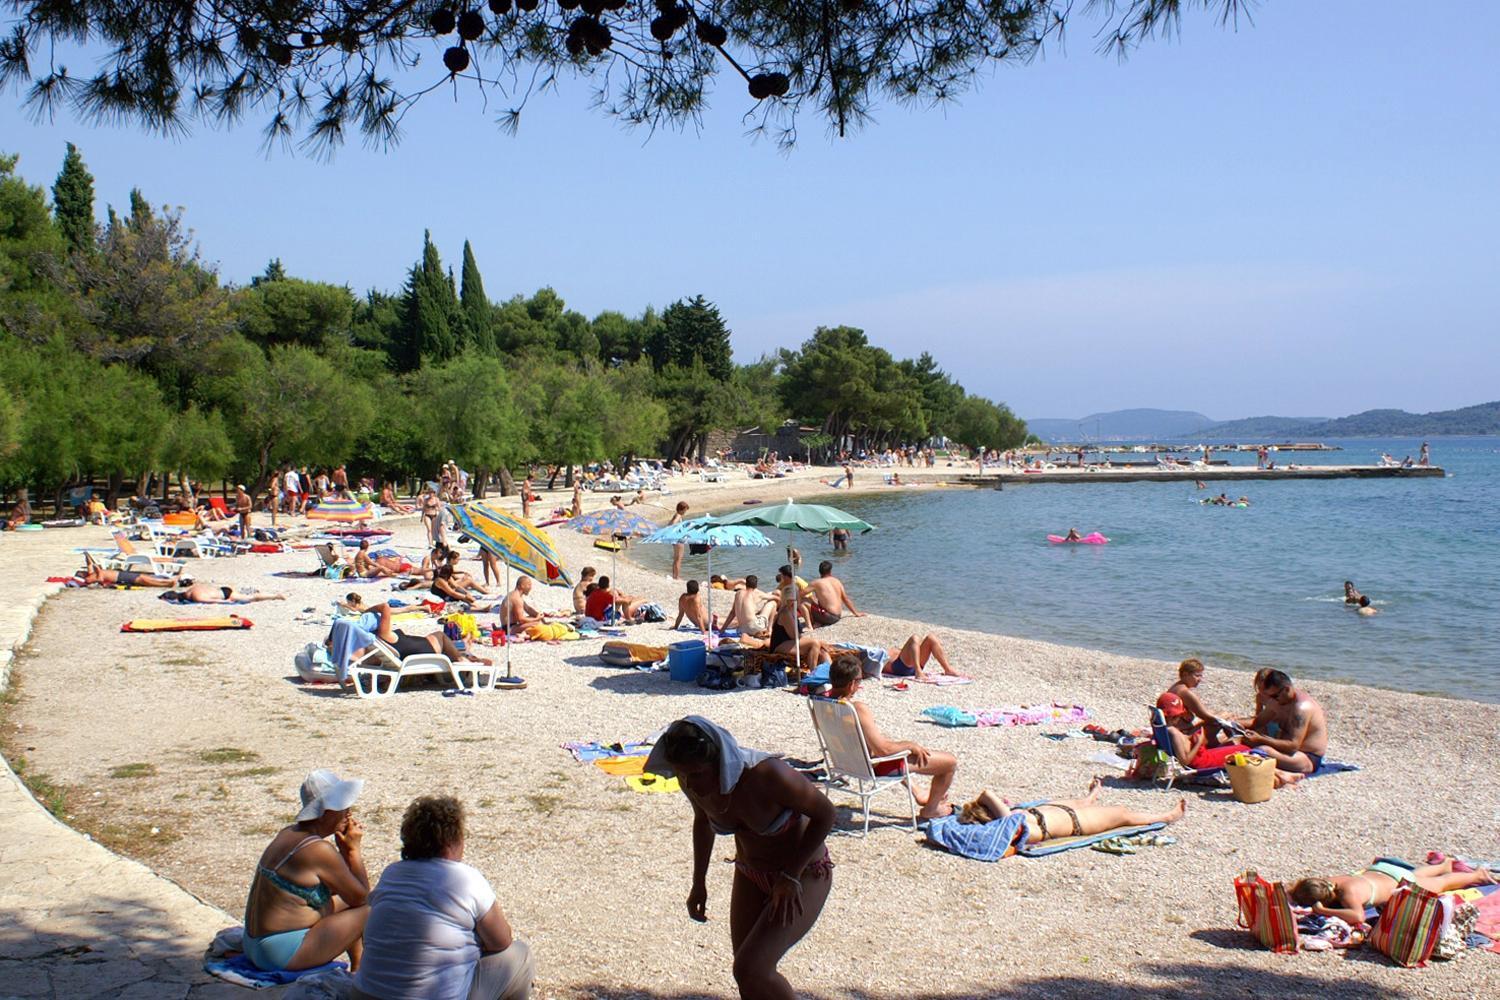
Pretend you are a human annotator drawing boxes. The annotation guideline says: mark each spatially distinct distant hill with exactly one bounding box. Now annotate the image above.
[1028,401,1500,442]
[1026,408,1214,442]
[1308,401,1500,437]
[1198,415,1329,440]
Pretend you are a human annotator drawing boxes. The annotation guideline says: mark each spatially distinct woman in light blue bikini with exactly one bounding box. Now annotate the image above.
[648,717,835,1000]
[1290,858,1496,926]
[242,770,370,973]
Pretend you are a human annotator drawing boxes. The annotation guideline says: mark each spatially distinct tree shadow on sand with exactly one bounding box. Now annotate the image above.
[569,961,1418,1000]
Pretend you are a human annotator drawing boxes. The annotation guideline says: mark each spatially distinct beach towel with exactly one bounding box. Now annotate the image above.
[922,706,979,727]
[917,675,974,686]
[1305,759,1361,779]
[626,773,680,793]
[595,756,647,777]
[600,642,669,666]
[294,642,339,684]
[644,716,769,794]
[1021,824,1166,857]
[121,616,252,632]
[1473,886,1500,953]
[524,622,581,641]
[562,741,652,763]
[921,705,1093,729]
[328,619,378,683]
[922,812,1028,862]
[203,954,346,989]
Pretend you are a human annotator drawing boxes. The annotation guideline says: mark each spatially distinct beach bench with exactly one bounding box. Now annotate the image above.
[105,529,187,576]
[807,696,918,837]
[348,639,465,698]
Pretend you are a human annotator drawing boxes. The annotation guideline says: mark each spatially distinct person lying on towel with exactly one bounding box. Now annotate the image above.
[827,654,956,820]
[168,581,287,604]
[79,554,178,588]
[958,780,1186,846]
[1290,859,1497,927]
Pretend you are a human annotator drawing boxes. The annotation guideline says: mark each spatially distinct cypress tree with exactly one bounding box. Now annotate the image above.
[458,240,496,354]
[51,142,96,256]
[395,231,460,371]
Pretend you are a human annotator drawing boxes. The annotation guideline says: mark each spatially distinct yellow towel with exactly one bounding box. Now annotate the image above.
[595,757,647,777]
[625,773,680,794]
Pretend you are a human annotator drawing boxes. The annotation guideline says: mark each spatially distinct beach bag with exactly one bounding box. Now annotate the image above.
[759,661,789,689]
[697,666,738,691]
[1234,871,1300,954]
[1226,753,1276,804]
[638,602,666,623]
[1370,883,1453,967]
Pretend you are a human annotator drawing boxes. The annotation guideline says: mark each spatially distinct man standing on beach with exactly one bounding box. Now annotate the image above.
[234,484,252,538]
[1243,670,1328,774]
[804,561,866,627]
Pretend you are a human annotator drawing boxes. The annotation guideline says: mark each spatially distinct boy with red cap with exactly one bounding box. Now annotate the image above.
[1157,692,1252,770]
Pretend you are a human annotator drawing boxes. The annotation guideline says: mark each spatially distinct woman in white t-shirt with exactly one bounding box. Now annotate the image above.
[352,796,533,1000]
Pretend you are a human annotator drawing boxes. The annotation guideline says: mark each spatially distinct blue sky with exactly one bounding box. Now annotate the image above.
[3,1,1496,421]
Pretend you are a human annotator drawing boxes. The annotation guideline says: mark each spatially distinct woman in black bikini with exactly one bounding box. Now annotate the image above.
[357,603,492,666]
[648,718,835,1000]
[959,779,1186,845]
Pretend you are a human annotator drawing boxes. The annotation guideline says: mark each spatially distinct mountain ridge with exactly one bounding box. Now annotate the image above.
[1026,403,1500,441]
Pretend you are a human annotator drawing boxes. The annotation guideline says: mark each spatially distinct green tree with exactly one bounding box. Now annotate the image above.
[206,339,373,486]
[458,240,496,354]
[68,194,233,405]
[233,278,356,350]
[950,396,1028,453]
[409,354,528,496]
[158,404,235,485]
[251,257,288,286]
[50,142,95,256]
[392,231,460,371]
[0,153,72,341]
[650,295,733,381]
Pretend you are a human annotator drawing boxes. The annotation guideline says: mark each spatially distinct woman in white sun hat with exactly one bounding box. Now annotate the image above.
[242,769,371,972]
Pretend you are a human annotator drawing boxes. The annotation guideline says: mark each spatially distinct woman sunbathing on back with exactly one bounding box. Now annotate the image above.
[1290,859,1496,926]
[958,779,1186,847]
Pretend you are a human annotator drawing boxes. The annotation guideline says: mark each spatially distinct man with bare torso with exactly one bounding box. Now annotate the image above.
[502,576,543,633]
[1242,669,1328,774]
[803,561,865,627]
[721,574,775,638]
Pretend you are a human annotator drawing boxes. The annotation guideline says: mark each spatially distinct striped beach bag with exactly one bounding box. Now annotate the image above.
[1369,884,1454,968]
[1234,872,1300,953]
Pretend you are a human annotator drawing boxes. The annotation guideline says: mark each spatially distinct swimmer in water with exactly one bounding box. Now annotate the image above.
[1064,528,1083,542]
[1343,581,1363,605]
[1195,480,1207,490]
[1357,595,1379,617]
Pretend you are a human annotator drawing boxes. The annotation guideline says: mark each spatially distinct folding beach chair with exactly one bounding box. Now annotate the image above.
[807,696,917,836]
[347,638,466,698]
[1148,707,1228,791]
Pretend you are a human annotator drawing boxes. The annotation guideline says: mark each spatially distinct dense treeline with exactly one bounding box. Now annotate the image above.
[0,146,1026,508]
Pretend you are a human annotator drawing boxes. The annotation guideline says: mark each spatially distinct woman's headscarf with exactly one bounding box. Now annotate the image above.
[644,715,769,794]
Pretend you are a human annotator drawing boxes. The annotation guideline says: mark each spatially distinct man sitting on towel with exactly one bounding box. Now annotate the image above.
[721,574,776,639]
[672,580,710,633]
[827,653,957,820]
[502,576,544,633]
[1242,669,1329,774]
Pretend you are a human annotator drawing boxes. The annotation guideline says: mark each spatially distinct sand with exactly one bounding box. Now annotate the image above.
[4,468,1498,999]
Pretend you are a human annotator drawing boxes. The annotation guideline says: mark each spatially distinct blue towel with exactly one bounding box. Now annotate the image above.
[922,812,1028,862]
[1307,759,1360,779]
[203,954,345,988]
[922,706,978,728]
[328,619,378,683]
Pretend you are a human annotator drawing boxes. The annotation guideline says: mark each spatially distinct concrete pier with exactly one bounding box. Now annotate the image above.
[959,465,1445,486]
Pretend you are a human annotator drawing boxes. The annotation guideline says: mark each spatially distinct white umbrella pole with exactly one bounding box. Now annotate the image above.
[706,545,714,647]
[504,559,512,681]
[789,529,801,675]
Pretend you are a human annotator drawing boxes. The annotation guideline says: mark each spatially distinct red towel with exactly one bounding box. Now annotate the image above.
[1474,887,1500,952]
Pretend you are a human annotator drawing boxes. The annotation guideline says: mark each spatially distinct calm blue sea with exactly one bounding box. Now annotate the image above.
[641,437,1500,702]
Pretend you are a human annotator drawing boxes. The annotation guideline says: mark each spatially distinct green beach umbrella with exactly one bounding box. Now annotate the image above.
[704,499,875,672]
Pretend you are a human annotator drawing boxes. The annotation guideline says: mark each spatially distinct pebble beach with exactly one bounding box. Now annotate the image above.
[4,468,1499,999]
